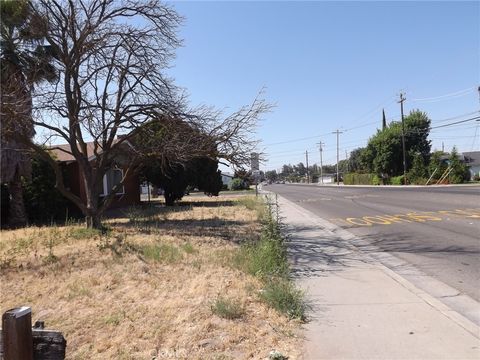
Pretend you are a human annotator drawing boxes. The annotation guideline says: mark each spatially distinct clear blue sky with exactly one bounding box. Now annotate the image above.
[167,1,479,172]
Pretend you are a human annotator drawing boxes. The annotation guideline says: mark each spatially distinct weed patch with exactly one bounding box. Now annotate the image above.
[103,311,125,326]
[233,196,307,321]
[182,242,197,254]
[142,243,182,263]
[260,279,307,321]
[68,227,101,240]
[211,296,245,320]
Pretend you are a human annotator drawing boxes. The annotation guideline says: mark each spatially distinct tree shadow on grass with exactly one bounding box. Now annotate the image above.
[109,217,256,245]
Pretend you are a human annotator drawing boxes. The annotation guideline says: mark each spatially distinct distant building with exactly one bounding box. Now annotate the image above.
[318,174,335,184]
[221,172,234,187]
[461,151,480,180]
[49,141,141,209]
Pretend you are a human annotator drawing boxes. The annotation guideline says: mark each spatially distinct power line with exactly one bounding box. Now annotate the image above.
[411,86,476,102]
[430,110,480,123]
[430,116,480,129]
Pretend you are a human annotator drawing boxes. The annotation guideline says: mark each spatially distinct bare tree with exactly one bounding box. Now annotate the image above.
[193,91,271,168]
[6,0,270,229]
[14,0,183,228]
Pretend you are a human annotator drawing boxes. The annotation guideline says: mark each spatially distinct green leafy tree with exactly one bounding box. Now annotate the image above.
[142,157,223,206]
[362,110,431,180]
[448,147,469,184]
[348,147,366,173]
[428,151,447,182]
[408,153,427,184]
[265,170,278,182]
[294,162,306,176]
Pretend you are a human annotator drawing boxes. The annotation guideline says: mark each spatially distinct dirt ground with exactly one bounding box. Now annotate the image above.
[0,195,302,359]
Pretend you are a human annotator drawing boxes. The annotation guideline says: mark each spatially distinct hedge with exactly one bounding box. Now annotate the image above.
[343,173,381,185]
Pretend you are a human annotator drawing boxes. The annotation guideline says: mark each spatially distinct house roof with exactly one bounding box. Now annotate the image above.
[49,139,127,163]
[461,151,480,167]
[49,143,95,162]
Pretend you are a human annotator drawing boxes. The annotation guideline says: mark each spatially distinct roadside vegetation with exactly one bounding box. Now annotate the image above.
[0,195,303,359]
[266,110,477,185]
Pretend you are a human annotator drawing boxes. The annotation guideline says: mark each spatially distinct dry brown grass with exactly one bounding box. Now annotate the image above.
[0,195,302,359]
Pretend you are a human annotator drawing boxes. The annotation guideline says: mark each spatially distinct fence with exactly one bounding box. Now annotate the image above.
[0,307,66,360]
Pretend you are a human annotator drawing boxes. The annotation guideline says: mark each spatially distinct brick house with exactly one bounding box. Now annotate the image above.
[49,142,141,210]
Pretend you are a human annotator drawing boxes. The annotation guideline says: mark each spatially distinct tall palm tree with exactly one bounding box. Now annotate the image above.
[0,0,56,227]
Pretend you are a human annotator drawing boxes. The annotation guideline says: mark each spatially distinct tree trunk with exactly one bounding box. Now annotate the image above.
[164,191,175,206]
[85,214,102,229]
[84,184,102,229]
[8,168,27,228]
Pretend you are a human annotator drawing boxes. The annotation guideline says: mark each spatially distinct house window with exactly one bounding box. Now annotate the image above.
[100,167,125,196]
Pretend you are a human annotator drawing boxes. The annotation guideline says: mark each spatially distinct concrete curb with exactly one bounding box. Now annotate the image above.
[273,183,480,189]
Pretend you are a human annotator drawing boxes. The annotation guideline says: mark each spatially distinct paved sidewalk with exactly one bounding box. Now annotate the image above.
[276,195,480,360]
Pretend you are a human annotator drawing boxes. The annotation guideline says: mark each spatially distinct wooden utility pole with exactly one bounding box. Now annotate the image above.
[317,141,324,184]
[398,93,407,185]
[345,150,349,173]
[332,130,343,185]
[305,150,309,183]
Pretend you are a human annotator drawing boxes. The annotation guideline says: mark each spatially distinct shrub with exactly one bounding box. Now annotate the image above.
[371,174,381,185]
[343,173,379,185]
[390,175,407,185]
[211,296,244,319]
[410,177,428,185]
[22,155,81,224]
[229,178,247,191]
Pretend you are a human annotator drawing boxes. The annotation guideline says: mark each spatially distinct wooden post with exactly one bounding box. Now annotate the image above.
[2,307,34,360]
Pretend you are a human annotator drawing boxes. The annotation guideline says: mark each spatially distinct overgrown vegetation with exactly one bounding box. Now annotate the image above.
[0,195,301,358]
[272,109,475,185]
[233,196,307,321]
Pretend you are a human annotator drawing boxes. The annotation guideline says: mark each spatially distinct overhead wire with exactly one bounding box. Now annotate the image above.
[411,86,476,102]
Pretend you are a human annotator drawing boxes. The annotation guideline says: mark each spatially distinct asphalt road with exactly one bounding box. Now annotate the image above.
[268,184,480,302]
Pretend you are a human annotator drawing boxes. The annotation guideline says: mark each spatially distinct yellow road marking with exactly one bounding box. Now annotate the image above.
[330,208,480,227]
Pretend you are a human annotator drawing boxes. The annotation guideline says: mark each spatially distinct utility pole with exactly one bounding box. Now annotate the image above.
[398,92,407,185]
[332,130,343,185]
[305,150,309,183]
[345,150,349,173]
[317,141,324,185]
